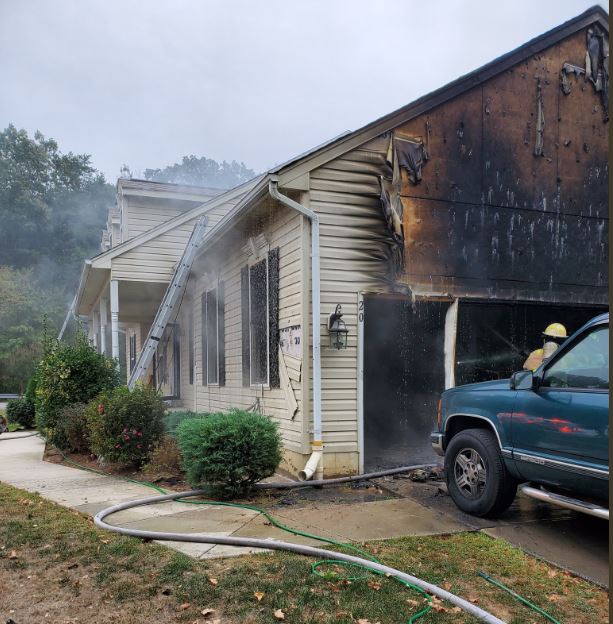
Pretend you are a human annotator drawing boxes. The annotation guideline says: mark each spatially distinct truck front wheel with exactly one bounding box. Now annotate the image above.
[445,428,517,518]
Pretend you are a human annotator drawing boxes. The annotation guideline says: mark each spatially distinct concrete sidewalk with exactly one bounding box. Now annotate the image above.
[0,432,467,560]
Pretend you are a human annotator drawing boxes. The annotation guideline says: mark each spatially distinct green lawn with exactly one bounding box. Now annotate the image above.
[0,482,607,623]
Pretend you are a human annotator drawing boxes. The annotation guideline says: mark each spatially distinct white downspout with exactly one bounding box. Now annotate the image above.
[268,180,323,480]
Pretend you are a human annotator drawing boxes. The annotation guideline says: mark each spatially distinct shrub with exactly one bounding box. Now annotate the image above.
[24,374,37,406]
[176,410,282,499]
[163,410,209,437]
[56,403,89,453]
[35,333,120,448]
[142,435,183,481]
[87,385,166,467]
[6,397,35,429]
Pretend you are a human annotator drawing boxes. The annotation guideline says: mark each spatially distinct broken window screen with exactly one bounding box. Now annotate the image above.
[455,302,607,386]
[249,259,269,385]
[206,288,219,384]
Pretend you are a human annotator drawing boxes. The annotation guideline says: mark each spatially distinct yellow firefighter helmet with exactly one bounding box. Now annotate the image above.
[542,323,567,339]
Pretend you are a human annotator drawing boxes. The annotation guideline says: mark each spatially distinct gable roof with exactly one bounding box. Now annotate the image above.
[90,174,265,269]
[117,178,225,202]
[272,5,608,186]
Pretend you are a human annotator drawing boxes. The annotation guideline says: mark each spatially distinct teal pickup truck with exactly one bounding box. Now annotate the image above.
[431,313,609,519]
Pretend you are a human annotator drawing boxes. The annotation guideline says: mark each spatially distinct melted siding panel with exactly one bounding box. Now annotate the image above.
[311,145,391,457]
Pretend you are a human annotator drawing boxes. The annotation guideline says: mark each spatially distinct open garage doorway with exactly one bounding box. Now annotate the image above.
[362,296,607,472]
[454,302,607,385]
[363,296,448,471]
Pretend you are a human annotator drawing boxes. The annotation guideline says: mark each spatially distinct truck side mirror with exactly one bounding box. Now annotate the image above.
[510,370,536,390]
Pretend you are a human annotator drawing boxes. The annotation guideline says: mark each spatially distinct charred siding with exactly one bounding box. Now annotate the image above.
[396,28,608,303]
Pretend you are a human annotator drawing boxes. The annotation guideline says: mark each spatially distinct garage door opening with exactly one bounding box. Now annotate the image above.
[455,302,607,385]
[362,296,606,472]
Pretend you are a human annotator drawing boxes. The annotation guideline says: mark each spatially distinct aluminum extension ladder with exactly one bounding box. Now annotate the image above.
[127,216,209,389]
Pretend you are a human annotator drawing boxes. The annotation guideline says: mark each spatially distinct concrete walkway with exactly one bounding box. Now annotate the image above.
[0,432,467,560]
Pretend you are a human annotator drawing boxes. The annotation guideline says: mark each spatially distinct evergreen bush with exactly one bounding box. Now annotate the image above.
[35,334,119,448]
[176,410,282,499]
[6,397,35,429]
[87,385,166,467]
[163,410,209,437]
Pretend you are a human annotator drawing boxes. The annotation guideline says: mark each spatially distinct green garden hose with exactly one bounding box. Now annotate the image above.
[56,448,432,622]
[477,571,561,624]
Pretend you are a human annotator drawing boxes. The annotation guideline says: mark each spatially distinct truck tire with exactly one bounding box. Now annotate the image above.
[445,428,517,518]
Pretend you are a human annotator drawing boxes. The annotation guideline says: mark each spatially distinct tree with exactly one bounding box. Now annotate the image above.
[143,155,255,189]
[0,125,113,392]
[0,267,64,392]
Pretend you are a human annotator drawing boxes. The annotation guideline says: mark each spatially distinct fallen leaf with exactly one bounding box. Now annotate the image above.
[367,580,382,591]
[208,577,219,587]
[547,569,558,578]
[274,609,285,620]
[547,593,563,603]
[432,603,448,613]
[200,608,215,618]
[178,602,191,611]
[406,599,420,607]
[9,550,18,559]
[451,607,462,613]
[441,581,452,591]
[254,591,265,602]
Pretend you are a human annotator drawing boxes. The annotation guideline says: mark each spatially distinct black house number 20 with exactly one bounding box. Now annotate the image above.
[358,300,364,323]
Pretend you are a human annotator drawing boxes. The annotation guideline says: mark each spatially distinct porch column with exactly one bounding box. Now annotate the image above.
[110,280,120,361]
[92,311,99,351]
[99,297,108,356]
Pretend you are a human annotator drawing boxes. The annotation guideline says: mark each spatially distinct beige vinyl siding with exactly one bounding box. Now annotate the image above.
[111,204,236,283]
[310,140,390,457]
[124,197,200,239]
[185,199,306,454]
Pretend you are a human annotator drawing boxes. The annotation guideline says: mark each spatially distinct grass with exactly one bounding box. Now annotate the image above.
[0,481,608,624]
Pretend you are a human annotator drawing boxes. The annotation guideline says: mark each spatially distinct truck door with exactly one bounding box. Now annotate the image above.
[511,323,609,498]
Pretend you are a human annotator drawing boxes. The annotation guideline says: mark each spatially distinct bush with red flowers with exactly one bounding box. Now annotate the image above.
[87,385,165,467]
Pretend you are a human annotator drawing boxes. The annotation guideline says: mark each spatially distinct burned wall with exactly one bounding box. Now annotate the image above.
[395,26,608,304]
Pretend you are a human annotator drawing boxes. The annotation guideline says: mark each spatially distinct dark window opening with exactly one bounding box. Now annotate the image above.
[188,308,194,385]
[206,288,219,384]
[129,333,137,373]
[249,259,269,385]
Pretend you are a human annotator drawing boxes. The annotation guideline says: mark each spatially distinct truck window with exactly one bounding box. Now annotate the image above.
[542,326,609,390]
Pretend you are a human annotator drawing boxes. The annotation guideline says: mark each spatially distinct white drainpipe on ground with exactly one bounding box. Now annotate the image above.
[268,179,323,480]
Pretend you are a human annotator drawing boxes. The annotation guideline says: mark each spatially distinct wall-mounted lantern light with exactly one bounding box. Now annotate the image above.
[328,304,348,350]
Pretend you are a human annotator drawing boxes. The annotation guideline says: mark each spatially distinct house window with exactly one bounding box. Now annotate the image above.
[129,332,137,373]
[206,288,219,384]
[201,283,225,386]
[249,259,269,385]
[188,308,194,385]
[241,247,280,388]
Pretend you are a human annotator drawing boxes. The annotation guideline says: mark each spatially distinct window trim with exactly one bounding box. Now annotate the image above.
[248,256,270,388]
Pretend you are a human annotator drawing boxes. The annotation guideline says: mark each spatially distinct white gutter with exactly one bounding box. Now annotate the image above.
[268,180,323,479]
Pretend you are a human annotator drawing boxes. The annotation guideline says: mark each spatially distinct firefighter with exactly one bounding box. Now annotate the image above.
[523,323,568,371]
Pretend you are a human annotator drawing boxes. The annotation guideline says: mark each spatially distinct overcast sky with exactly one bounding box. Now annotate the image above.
[0,0,606,181]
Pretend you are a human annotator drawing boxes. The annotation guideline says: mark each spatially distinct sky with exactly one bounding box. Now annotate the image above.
[0,0,607,181]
